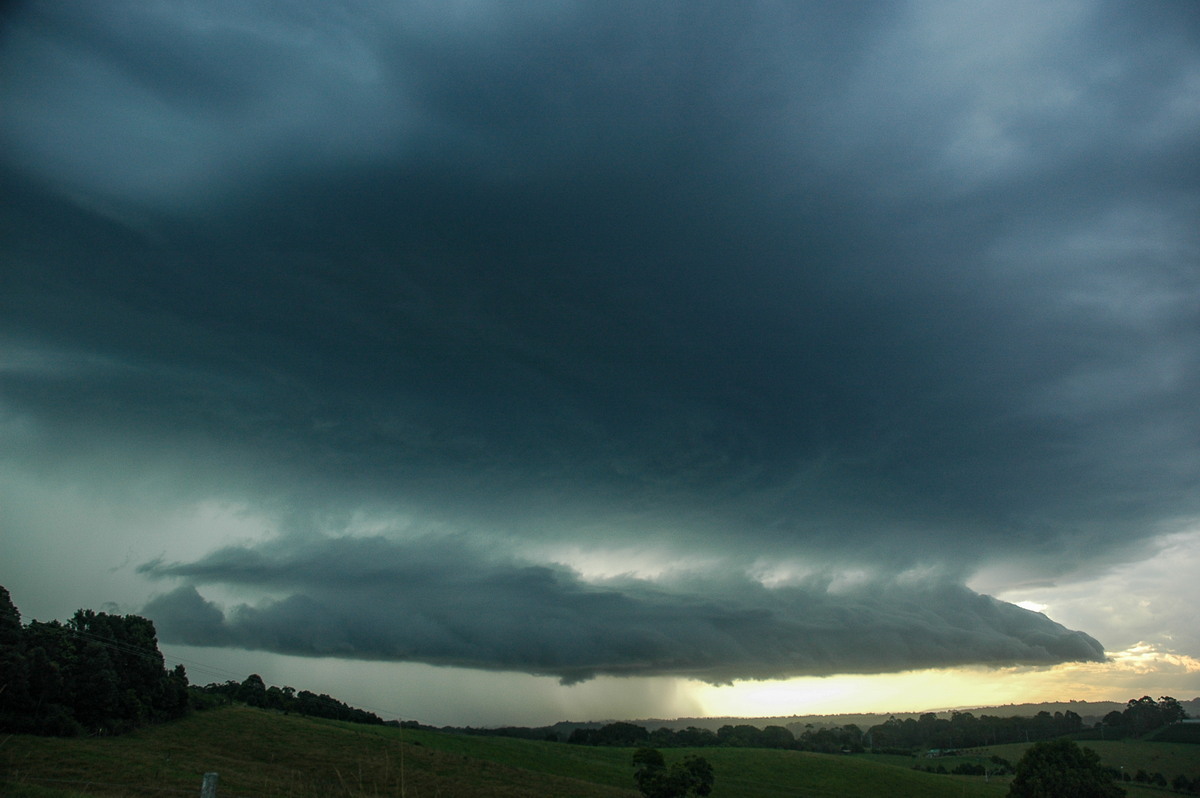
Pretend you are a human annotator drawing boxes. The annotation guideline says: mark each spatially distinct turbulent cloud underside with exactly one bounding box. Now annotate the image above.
[140,536,1105,683]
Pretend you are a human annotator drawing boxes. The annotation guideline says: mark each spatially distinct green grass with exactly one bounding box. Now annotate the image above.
[258,717,1013,798]
[1,707,636,798]
[371,724,1011,798]
[16,706,1154,798]
[678,747,1009,798]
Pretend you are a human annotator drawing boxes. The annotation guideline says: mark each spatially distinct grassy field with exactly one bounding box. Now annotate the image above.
[391,722,1010,798]
[1,708,635,798]
[6,705,1188,798]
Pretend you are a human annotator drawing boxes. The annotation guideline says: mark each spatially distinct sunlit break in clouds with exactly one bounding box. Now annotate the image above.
[2,0,1199,725]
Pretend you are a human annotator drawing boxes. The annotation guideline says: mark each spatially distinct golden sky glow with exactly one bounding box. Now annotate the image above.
[692,644,1200,719]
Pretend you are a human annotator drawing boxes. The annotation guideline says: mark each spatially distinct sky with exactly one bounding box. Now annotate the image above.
[1,0,1199,728]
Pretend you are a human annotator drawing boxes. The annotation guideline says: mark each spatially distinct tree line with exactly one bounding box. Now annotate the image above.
[1101,695,1188,736]
[563,719,863,752]
[0,586,386,736]
[532,699,1190,755]
[189,674,385,726]
[864,697,1187,751]
[865,708,1087,750]
[0,586,189,736]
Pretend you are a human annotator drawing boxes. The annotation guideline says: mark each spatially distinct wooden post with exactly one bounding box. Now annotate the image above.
[200,772,219,798]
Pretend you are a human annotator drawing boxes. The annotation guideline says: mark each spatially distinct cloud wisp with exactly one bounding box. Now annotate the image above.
[140,535,1104,684]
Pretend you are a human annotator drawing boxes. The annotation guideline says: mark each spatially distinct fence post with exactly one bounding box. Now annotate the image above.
[201,772,219,798]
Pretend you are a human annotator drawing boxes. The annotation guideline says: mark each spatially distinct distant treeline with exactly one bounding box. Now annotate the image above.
[867,696,1188,751]
[450,719,866,753]
[866,708,1087,750]
[1098,696,1189,737]
[0,586,189,736]
[457,698,1191,754]
[572,721,865,753]
[189,674,385,726]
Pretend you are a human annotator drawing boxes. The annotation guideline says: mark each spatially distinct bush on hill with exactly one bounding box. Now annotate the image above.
[1007,738,1125,798]
[632,748,714,798]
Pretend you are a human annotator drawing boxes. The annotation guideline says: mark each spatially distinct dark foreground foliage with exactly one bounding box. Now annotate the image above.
[0,586,189,735]
[0,586,385,738]
[632,748,714,798]
[1007,739,1124,798]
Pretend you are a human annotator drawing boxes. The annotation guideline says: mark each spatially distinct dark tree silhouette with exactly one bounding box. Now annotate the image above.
[237,673,269,707]
[1008,738,1125,798]
[0,587,190,735]
[632,748,714,798]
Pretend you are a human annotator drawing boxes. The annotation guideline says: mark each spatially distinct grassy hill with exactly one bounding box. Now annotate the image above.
[1,705,1013,798]
[2,707,629,798]
[8,706,1193,798]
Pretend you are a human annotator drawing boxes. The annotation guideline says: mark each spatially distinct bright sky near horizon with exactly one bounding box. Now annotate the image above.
[2,0,1199,727]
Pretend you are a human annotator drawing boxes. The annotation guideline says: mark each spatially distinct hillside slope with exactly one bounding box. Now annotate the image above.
[2,705,1010,798]
[1,706,634,798]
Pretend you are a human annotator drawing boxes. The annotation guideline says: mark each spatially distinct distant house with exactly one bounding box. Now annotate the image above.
[925,749,959,758]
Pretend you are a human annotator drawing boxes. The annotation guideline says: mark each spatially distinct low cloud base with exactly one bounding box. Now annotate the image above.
[141,535,1105,683]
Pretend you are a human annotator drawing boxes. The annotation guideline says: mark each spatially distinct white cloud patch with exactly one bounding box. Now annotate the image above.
[986,528,1200,656]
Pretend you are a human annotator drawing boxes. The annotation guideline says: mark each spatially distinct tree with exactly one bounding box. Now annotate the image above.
[595,721,651,746]
[1008,738,1125,798]
[760,725,795,749]
[632,748,714,798]
[633,747,666,771]
[237,674,268,707]
[1158,696,1187,725]
[0,586,33,730]
[1122,696,1162,735]
[0,586,22,646]
[1,588,191,735]
[65,609,189,728]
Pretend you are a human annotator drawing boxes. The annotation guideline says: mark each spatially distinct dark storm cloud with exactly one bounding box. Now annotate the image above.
[140,535,1104,682]
[2,1,1199,678]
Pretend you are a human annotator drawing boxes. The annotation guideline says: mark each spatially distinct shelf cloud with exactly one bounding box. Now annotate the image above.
[140,535,1104,683]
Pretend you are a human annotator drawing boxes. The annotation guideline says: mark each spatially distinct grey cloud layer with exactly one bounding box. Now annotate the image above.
[140,536,1104,682]
[2,1,1199,676]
